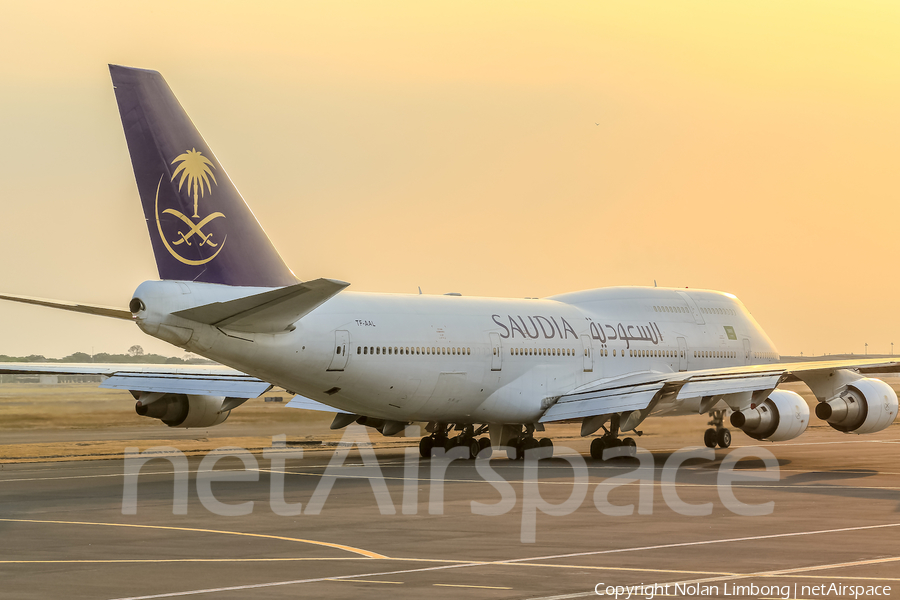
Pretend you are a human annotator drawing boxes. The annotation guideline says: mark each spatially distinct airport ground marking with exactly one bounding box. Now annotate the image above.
[754,554,900,577]
[325,579,403,584]
[435,584,513,589]
[525,553,900,600]
[0,518,387,559]
[100,524,900,600]
[6,465,900,492]
[7,555,898,584]
[260,467,900,492]
[0,558,364,564]
[500,521,900,564]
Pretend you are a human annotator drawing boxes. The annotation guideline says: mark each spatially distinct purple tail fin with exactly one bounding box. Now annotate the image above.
[110,65,297,287]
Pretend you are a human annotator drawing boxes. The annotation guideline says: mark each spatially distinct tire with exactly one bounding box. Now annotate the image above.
[590,437,605,460]
[539,437,554,459]
[478,437,491,451]
[622,437,636,457]
[523,437,540,459]
[704,428,718,448]
[419,436,434,458]
[717,428,732,449]
[468,439,480,459]
[506,443,518,461]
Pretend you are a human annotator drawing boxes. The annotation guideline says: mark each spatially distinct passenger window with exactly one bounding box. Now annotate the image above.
[357,347,361,354]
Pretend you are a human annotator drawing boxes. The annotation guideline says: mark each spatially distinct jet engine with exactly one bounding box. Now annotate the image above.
[730,390,809,442]
[135,394,231,428]
[814,378,898,434]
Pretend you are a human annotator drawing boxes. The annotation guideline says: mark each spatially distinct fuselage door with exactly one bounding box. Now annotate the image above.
[489,332,502,371]
[677,337,688,371]
[676,291,705,325]
[743,338,752,365]
[581,334,593,372]
[327,330,350,371]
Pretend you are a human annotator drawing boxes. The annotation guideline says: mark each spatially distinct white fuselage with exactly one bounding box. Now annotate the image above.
[133,282,780,425]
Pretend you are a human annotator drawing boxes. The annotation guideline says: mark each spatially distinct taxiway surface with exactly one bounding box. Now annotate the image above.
[1,425,899,600]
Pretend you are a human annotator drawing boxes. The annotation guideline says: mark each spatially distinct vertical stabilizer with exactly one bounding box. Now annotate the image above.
[110,65,297,287]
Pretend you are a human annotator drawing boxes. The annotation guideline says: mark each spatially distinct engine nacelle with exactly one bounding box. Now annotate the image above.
[730,389,809,442]
[135,394,230,428]
[814,378,898,435]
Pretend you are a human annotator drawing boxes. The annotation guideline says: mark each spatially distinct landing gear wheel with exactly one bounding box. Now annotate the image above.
[505,444,517,460]
[419,436,434,458]
[704,428,718,448]
[463,438,477,459]
[523,437,540,458]
[506,438,525,460]
[478,437,491,451]
[622,437,637,457]
[539,438,554,459]
[717,428,732,449]
[590,437,606,460]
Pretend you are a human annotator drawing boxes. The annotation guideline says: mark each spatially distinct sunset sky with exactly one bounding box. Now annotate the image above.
[0,1,898,358]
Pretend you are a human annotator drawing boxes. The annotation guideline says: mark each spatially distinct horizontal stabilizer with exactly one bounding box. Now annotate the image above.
[286,395,351,414]
[0,293,133,321]
[173,278,349,333]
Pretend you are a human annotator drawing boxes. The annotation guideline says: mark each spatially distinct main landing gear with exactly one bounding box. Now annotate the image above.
[589,414,638,460]
[505,435,554,460]
[503,424,554,460]
[419,424,491,459]
[419,424,554,460]
[704,409,732,449]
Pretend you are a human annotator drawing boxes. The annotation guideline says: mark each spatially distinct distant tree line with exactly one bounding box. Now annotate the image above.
[0,345,215,365]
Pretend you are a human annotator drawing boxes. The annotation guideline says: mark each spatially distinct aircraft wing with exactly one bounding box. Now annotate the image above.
[286,395,353,414]
[540,372,670,422]
[540,357,900,423]
[0,362,352,415]
[0,363,271,399]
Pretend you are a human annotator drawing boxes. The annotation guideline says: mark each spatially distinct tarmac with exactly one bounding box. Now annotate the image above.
[1,420,899,600]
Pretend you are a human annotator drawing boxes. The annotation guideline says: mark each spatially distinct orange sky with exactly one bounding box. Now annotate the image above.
[0,1,898,358]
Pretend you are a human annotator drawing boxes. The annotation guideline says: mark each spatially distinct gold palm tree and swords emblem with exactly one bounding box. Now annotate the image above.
[154,148,227,266]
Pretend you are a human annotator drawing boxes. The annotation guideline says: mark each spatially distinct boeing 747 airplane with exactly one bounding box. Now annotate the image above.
[1,66,897,460]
